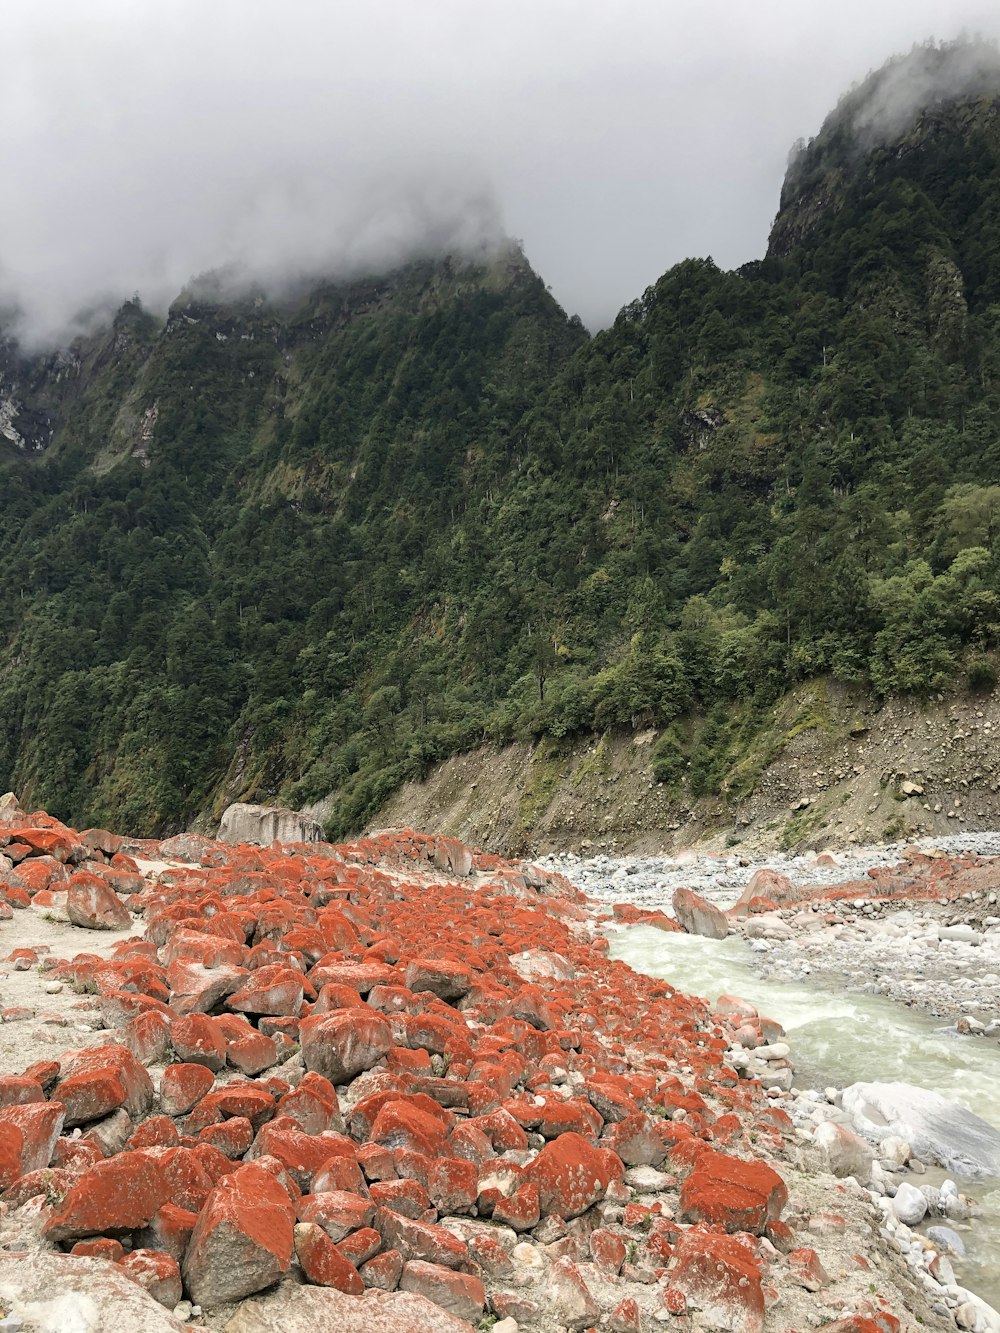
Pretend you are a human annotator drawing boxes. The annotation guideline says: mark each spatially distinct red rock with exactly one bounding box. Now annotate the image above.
[294,1221,364,1292]
[228,964,304,1016]
[123,1010,174,1066]
[3,1166,76,1207]
[591,1227,627,1275]
[398,1260,484,1322]
[71,1238,125,1261]
[169,1013,227,1071]
[227,1029,279,1075]
[66,873,132,929]
[360,1248,403,1291]
[182,1161,295,1308]
[376,1209,470,1269]
[299,1010,392,1083]
[0,1121,23,1189]
[679,1150,787,1235]
[249,1121,357,1191]
[166,959,247,1014]
[369,1099,451,1157]
[668,1228,765,1333]
[609,1296,642,1332]
[135,1202,198,1261]
[160,1062,216,1117]
[275,1071,342,1134]
[54,1044,154,1127]
[492,1181,541,1232]
[44,1151,169,1241]
[332,1227,380,1270]
[157,1146,218,1211]
[163,928,246,969]
[673,886,730,939]
[313,1155,369,1196]
[9,826,82,863]
[128,1115,180,1149]
[403,958,473,1001]
[470,1108,529,1153]
[369,1178,431,1219]
[200,1115,255,1158]
[427,1157,477,1214]
[524,1131,621,1219]
[296,1190,376,1241]
[119,1249,183,1308]
[0,1076,44,1109]
[788,1246,831,1291]
[0,1101,65,1173]
[449,1122,494,1165]
[23,1060,60,1090]
[357,1142,396,1182]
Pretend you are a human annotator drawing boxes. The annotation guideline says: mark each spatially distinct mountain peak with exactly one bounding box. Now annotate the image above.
[768,38,1000,258]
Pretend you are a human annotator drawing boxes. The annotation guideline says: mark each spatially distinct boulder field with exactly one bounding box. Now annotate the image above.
[0,798,970,1332]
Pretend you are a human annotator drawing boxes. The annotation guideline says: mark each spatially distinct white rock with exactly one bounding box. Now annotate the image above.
[842,1082,1000,1176]
[892,1182,929,1226]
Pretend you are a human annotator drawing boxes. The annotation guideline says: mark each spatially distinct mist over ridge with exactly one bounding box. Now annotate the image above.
[4,3,1000,346]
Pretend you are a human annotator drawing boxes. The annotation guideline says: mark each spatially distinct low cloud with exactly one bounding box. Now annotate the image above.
[2,1,1000,345]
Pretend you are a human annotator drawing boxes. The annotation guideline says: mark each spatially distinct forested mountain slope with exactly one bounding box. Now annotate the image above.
[3,41,1000,840]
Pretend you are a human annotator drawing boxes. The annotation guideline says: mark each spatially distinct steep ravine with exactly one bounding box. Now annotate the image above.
[362,679,1000,858]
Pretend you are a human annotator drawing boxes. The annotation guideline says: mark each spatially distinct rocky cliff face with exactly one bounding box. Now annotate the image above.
[768,40,1000,258]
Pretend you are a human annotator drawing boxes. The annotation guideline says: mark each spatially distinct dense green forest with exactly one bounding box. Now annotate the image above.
[3,42,1000,837]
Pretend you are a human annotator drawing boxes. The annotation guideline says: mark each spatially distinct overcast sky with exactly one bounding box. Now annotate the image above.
[3,1,1000,344]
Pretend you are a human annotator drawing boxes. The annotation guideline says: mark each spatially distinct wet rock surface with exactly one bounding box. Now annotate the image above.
[0,796,992,1330]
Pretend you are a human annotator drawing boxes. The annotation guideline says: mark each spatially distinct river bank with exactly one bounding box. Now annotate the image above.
[0,797,980,1332]
[542,836,1000,1325]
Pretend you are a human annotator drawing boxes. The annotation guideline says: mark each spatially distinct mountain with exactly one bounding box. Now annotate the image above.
[3,39,1000,842]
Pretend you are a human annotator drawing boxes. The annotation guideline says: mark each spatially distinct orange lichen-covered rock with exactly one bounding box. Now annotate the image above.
[66,872,132,929]
[294,1221,365,1293]
[54,1043,154,1127]
[404,958,474,1001]
[275,1071,342,1134]
[296,1190,376,1241]
[159,1062,216,1117]
[369,1099,451,1157]
[398,1259,485,1323]
[228,964,304,1016]
[376,1209,470,1269]
[0,1100,65,1173]
[118,1248,183,1309]
[679,1148,788,1235]
[523,1131,622,1219]
[667,1228,765,1333]
[182,1161,295,1308]
[0,1121,23,1190]
[169,1013,227,1071]
[44,1151,169,1241]
[299,1009,392,1084]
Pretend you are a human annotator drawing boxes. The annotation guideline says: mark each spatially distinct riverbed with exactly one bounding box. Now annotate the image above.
[609,925,1000,1311]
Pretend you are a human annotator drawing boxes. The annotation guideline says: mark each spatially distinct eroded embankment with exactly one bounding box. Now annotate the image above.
[363,681,1000,859]
[0,798,963,1332]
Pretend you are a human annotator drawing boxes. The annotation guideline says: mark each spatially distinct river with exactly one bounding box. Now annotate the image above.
[609,925,1000,1310]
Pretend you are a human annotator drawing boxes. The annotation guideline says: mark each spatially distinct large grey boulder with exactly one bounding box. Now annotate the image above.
[672,886,729,939]
[218,802,324,846]
[842,1081,1000,1176]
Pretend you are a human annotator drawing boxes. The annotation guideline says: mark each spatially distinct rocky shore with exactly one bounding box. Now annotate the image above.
[553,838,1000,1034]
[0,796,994,1331]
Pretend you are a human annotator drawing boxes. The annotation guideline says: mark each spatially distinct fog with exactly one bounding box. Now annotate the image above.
[2,1,1000,345]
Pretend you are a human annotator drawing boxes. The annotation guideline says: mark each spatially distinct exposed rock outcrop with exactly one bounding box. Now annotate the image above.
[217,802,323,846]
